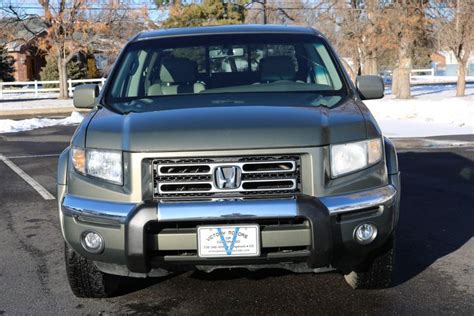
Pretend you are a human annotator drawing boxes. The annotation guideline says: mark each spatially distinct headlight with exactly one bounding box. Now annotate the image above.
[330,138,382,177]
[72,148,123,184]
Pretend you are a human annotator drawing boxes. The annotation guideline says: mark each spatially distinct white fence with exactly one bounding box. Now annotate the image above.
[381,68,435,78]
[410,68,435,79]
[0,78,106,98]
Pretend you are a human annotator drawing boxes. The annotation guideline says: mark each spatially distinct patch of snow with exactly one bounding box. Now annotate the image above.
[1,83,473,138]
[410,75,474,84]
[0,111,84,134]
[365,83,474,138]
[372,119,473,138]
[384,83,474,98]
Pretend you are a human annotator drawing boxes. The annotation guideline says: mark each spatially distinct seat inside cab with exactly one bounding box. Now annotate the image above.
[258,55,297,83]
[147,57,206,96]
[132,41,338,97]
[107,35,345,103]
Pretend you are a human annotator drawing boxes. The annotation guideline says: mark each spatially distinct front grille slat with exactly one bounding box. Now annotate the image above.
[152,155,301,199]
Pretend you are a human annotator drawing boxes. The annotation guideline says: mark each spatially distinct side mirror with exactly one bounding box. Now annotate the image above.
[356,75,384,100]
[73,84,99,108]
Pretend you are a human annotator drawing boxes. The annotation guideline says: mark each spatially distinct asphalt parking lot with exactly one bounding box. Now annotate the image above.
[0,126,473,315]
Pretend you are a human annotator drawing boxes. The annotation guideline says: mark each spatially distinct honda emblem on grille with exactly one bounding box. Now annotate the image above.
[214,166,242,189]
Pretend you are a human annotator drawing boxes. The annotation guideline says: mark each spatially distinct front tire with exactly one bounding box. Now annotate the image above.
[65,243,121,298]
[344,235,395,289]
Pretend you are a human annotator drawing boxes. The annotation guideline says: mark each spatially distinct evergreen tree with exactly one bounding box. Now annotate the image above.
[67,59,88,80]
[159,0,246,28]
[0,45,15,82]
[40,54,87,86]
[39,54,59,82]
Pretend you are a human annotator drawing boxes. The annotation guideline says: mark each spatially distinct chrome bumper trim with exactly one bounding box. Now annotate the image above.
[319,185,397,215]
[60,185,397,224]
[157,198,298,222]
[61,195,135,224]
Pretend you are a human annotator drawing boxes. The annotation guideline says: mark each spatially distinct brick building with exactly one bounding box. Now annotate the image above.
[1,17,47,81]
[7,41,46,81]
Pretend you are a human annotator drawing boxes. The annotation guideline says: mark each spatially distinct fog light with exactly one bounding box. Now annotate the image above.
[354,223,377,245]
[82,231,104,253]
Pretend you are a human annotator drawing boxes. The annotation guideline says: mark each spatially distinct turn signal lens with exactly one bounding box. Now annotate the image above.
[368,138,382,164]
[72,148,86,174]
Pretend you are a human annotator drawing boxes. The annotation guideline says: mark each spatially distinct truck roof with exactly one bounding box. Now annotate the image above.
[134,24,321,42]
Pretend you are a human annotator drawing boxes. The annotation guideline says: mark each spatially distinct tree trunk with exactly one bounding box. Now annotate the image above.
[362,54,378,75]
[456,61,466,97]
[397,41,412,99]
[364,0,378,76]
[58,56,68,99]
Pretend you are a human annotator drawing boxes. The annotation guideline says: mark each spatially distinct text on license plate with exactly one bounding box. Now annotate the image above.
[197,225,260,258]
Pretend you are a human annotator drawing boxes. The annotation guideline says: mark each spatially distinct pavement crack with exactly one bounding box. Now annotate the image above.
[3,207,53,297]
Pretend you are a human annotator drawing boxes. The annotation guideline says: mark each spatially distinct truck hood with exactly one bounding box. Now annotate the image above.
[85,99,371,152]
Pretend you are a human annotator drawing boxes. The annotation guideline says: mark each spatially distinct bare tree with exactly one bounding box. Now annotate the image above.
[38,0,146,98]
[245,0,305,25]
[387,1,429,99]
[2,1,146,98]
[329,0,398,79]
[432,0,474,97]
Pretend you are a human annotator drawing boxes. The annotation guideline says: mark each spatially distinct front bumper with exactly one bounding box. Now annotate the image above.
[60,184,398,276]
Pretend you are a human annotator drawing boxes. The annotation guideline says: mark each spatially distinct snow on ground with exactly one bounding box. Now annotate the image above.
[365,83,474,138]
[0,112,83,134]
[0,83,473,137]
[410,75,474,84]
[372,118,472,138]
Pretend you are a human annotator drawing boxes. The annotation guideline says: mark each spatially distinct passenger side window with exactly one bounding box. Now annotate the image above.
[310,43,342,89]
[111,49,148,98]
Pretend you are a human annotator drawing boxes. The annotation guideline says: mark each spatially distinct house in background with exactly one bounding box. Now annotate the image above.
[432,51,474,76]
[7,40,46,81]
[430,52,446,68]
[1,17,47,81]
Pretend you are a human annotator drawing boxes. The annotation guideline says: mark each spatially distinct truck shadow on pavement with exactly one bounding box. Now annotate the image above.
[182,151,474,288]
[115,150,473,299]
[394,151,474,285]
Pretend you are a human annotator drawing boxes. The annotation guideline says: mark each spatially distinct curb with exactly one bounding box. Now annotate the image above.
[0,107,89,119]
[392,136,474,149]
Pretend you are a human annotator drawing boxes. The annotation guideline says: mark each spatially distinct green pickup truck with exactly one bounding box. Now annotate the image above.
[58,25,400,298]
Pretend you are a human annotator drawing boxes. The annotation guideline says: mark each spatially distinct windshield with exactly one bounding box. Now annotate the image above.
[105,34,347,112]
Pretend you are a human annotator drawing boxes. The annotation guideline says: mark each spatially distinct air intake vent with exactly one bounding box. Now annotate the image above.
[152,156,301,199]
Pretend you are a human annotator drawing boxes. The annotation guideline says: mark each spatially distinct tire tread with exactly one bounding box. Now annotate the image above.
[344,236,395,289]
[64,243,118,298]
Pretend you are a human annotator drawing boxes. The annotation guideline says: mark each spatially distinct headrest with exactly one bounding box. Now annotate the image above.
[260,55,296,82]
[160,57,197,84]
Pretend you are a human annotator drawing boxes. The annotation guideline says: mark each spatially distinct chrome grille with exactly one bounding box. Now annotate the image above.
[152,156,301,199]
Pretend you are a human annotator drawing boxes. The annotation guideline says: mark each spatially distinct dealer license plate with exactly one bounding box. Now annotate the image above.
[197,225,260,258]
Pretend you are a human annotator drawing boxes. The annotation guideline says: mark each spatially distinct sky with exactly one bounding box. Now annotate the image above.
[0,0,166,20]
